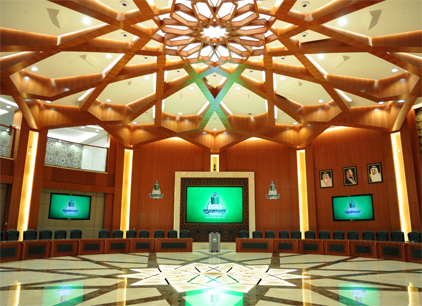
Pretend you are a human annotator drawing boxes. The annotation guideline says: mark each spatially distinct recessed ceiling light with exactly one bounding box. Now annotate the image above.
[132,122,137,124]
[64,88,69,91]
[46,100,51,103]
[82,17,91,25]
[318,54,324,59]
[301,32,309,38]
[213,128,217,131]
[31,66,38,71]
[121,32,128,37]
[6,105,11,109]
[177,70,180,72]
[281,57,285,60]
[178,112,182,115]
[144,56,148,59]
[236,86,240,90]
[106,99,111,102]
[24,76,30,80]
[293,122,298,125]
[338,17,347,26]
[280,76,286,80]
[105,54,112,58]
[95,129,99,132]
[189,86,194,90]
[81,126,85,129]
[250,70,253,73]
[144,75,150,80]
[374,108,379,111]
[378,101,384,104]
[398,100,405,103]
[120,0,129,7]
[392,68,398,72]
[300,1,310,8]
[318,99,323,103]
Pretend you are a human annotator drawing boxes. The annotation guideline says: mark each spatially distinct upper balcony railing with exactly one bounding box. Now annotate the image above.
[45,137,108,172]
[0,124,15,158]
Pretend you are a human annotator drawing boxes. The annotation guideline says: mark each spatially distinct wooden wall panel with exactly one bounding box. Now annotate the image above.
[225,138,299,234]
[132,138,204,234]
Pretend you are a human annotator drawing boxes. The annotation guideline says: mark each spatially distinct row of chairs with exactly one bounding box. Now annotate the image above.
[99,229,190,239]
[0,229,191,241]
[240,230,422,242]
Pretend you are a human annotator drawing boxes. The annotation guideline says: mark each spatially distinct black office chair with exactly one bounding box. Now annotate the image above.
[180,230,190,238]
[139,230,149,238]
[1,230,3,241]
[168,230,178,238]
[376,231,389,241]
[265,230,275,238]
[6,230,19,241]
[126,230,137,238]
[112,230,123,238]
[347,231,359,240]
[154,230,165,238]
[23,229,37,241]
[362,230,374,241]
[54,230,67,240]
[291,231,301,239]
[390,231,405,242]
[333,230,345,240]
[408,231,421,243]
[318,231,330,240]
[279,231,289,239]
[252,230,262,238]
[99,229,110,238]
[305,231,316,239]
[239,230,249,238]
[70,229,82,239]
[39,229,53,240]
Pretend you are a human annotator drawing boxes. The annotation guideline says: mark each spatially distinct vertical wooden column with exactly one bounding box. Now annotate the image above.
[111,143,126,232]
[391,132,412,238]
[297,150,309,239]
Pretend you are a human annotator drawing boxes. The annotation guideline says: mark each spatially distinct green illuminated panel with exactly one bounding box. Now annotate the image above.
[332,194,374,221]
[49,194,91,220]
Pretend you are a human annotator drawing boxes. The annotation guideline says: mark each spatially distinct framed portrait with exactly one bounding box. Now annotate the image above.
[367,162,383,184]
[343,166,358,186]
[319,170,333,188]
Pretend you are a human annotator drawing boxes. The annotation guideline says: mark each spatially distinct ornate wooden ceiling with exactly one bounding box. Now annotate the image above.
[0,0,421,152]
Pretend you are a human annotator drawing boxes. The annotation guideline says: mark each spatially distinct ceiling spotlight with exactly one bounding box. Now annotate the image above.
[213,128,217,131]
[189,86,194,90]
[105,54,112,58]
[120,0,129,7]
[250,70,253,73]
[281,57,285,60]
[144,75,150,80]
[213,74,217,77]
[132,122,137,124]
[121,32,128,37]
[178,112,182,115]
[301,32,309,38]
[82,17,91,25]
[95,129,99,132]
[106,99,111,102]
[6,105,11,109]
[81,126,85,129]
[392,68,398,72]
[24,76,30,80]
[338,17,347,26]
[300,1,310,8]
[280,76,286,80]
[235,86,240,90]
[378,101,384,104]
[318,54,324,59]
[293,122,298,125]
[144,56,148,59]
[398,100,405,103]
[31,66,38,71]
[64,88,69,91]
[46,100,51,103]
[318,99,323,103]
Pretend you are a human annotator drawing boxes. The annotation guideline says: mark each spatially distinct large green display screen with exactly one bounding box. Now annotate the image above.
[49,193,91,220]
[186,186,243,223]
[332,194,374,221]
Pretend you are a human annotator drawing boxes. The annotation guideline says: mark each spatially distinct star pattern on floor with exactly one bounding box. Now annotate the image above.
[119,262,308,293]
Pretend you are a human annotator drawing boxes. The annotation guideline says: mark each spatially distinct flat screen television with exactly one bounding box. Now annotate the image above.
[49,193,91,220]
[332,194,374,221]
[186,186,243,223]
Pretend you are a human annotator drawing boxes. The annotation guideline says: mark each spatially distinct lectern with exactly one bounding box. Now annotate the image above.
[209,232,220,252]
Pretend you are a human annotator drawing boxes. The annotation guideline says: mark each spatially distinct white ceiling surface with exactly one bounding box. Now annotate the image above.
[132,107,154,125]
[164,82,207,116]
[205,74,225,87]
[0,95,18,127]
[98,74,155,105]
[52,92,82,106]
[223,82,266,116]
[24,52,120,79]
[0,1,104,36]
[47,126,108,145]
[204,111,226,131]
[273,56,304,67]
[275,109,298,125]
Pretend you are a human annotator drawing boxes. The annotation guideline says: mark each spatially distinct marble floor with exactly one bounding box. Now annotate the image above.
[0,247,421,306]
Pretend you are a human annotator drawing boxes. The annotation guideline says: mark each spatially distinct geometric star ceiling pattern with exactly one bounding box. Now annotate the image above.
[0,0,421,152]
[118,263,309,293]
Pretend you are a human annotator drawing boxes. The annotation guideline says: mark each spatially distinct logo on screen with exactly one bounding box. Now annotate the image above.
[344,200,361,217]
[203,192,228,216]
[62,199,80,216]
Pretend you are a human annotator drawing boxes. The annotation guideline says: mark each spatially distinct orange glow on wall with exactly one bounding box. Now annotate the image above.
[17,131,38,241]
[297,150,309,239]
[211,154,219,172]
[120,149,133,238]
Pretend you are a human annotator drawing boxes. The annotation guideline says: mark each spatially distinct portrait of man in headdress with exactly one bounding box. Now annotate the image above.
[367,163,383,183]
[343,166,358,186]
[319,169,333,188]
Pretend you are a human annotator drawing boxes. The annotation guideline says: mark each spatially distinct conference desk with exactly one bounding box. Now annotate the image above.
[0,238,193,263]
[236,238,421,263]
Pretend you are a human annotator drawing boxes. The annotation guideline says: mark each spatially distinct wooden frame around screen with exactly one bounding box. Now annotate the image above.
[174,172,255,241]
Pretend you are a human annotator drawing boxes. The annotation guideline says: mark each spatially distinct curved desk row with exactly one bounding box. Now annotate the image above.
[0,238,193,263]
[236,238,422,263]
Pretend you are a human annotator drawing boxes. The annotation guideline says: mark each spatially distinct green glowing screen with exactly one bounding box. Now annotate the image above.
[185,289,243,306]
[186,186,243,223]
[337,283,380,306]
[332,194,374,221]
[49,193,91,220]
[41,281,85,306]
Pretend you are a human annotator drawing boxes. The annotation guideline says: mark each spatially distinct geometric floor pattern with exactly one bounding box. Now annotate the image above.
[0,247,421,305]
